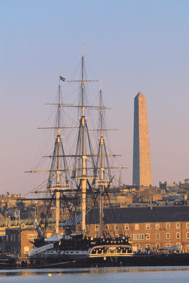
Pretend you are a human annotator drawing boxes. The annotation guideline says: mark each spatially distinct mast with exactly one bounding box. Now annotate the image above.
[97,84,121,237]
[97,83,111,237]
[99,82,104,237]
[81,45,87,234]
[26,78,69,236]
[55,82,61,234]
[66,46,98,235]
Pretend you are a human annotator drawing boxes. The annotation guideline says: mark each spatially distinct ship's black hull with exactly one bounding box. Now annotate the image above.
[2,252,189,269]
[24,252,189,269]
[0,254,17,269]
[88,253,189,267]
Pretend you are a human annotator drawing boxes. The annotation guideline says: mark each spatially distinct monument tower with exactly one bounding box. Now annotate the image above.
[133,92,152,186]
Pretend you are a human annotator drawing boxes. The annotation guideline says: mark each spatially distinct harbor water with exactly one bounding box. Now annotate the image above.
[0,266,189,283]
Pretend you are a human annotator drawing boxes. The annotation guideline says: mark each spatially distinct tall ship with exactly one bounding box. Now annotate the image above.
[24,48,189,268]
[27,47,133,266]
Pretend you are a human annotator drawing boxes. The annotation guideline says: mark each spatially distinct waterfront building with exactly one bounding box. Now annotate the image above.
[5,227,60,256]
[86,205,189,253]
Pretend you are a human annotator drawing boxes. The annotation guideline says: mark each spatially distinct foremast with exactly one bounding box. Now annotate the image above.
[55,82,63,234]
[26,79,69,236]
[48,80,69,235]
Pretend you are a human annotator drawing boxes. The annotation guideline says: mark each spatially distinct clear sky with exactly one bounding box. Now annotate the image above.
[0,0,188,196]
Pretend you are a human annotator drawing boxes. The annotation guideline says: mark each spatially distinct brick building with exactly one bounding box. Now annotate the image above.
[5,204,189,256]
[5,226,65,256]
[6,228,37,255]
[85,205,189,252]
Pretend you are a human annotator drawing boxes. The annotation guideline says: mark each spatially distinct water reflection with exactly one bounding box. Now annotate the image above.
[0,266,189,278]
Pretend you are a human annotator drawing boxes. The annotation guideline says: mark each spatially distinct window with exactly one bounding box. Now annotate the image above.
[114,225,119,231]
[10,234,13,242]
[105,225,109,230]
[146,244,150,249]
[24,246,30,254]
[86,226,89,231]
[136,244,140,249]
[176,232,180,239]
[186,232,189,239]
[125,224,129,230]
[14,246,17,254]
[135,224,139,230]
[156,223,160,230]
[146,233,150,240]
[166,233,170,239]
[156,243,160,249]
[156,233,160,240]
[27,234,38,240]
[186,223,189,229]
[130,234,144,241]
[95,225,99,231]
[146,224,150,230]
[166,243,171,247]
[137,234,143,240]
[176,223,180,229]
[176,242,181,246]
[166,223,170,229]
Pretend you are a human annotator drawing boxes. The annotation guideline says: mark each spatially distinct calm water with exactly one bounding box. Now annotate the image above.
[0,267,189,282]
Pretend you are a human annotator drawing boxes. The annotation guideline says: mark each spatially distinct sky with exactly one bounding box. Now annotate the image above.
[0,0,188,196]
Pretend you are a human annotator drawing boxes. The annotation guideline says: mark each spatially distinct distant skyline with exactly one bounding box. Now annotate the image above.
[0,0,188,196]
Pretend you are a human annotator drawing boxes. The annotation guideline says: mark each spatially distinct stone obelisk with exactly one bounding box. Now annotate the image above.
[133,92,152,186]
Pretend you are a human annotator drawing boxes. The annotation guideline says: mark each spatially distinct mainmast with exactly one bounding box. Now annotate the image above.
[68,46,98,235]
[81,45,87,234]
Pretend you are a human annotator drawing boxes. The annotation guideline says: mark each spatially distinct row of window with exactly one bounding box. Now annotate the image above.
[120,232,189,241]
[90,222,189,232]
[6,233,20,242]
[130,234,145,240]
[27,234,38,240]
[7,246,19,254]
[132,222,187,230]
[136,243,181,249]
[92,232,189,241]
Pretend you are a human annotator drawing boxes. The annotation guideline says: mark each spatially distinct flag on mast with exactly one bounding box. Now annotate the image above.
[60,76,66,81]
